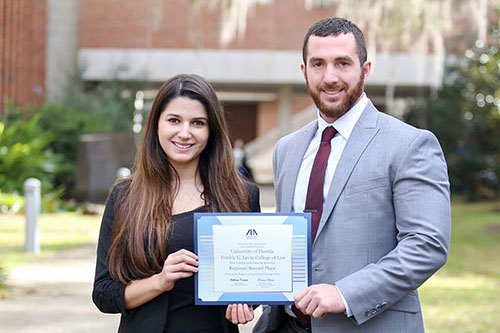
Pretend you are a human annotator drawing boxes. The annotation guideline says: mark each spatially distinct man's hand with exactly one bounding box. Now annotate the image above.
[294,284,346,318]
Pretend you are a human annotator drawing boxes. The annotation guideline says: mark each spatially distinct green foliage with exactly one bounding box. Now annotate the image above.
[405,25,500,200]
[33,74,138,195]
[0,189,66,214]
[405,65,466,155]
[458,37,500,199]
[0,67,139,202]
[60,73,137,133]
[0,110,63,194]
[0,192,24,214]
[41,187,66,213]
[34,102,109,193]
[1,72,139,197]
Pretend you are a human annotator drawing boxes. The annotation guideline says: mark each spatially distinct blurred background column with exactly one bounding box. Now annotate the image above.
[45,0,80,102]
[24,178,41,255]
[278,85,292,137]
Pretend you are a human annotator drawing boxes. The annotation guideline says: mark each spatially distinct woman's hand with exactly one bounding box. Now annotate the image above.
[156,249,199,292]
[124,249,198,310]
[225,304,254,324]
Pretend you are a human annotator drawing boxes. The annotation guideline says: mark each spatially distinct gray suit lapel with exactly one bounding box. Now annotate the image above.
[315,102,380,241]
[281,121,318,212]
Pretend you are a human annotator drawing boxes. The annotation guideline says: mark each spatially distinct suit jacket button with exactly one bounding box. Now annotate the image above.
[365,311,372,317]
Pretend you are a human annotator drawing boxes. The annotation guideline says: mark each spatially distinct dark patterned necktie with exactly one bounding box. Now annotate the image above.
[292,126,336,328]
[305,126,336,243]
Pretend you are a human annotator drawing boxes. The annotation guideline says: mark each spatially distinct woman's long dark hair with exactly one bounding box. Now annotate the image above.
[107,74,250,284]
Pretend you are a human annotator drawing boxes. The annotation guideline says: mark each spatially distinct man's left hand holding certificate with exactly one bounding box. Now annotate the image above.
[194,213,311,305]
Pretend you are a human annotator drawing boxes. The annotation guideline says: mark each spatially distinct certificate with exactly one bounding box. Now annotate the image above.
[194,213,311,305]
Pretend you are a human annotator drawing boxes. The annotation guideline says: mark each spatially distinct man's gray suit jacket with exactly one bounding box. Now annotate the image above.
[253,101,451,333]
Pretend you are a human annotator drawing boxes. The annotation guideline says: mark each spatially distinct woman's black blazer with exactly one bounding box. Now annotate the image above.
[92,181,261,332]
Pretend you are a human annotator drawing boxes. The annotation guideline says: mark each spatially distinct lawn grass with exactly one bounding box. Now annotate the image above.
[0,201,499,331]
[0,212,102,269]
[419,200,500,332]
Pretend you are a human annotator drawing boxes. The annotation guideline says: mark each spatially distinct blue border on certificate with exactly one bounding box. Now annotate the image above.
[194,212,311,305]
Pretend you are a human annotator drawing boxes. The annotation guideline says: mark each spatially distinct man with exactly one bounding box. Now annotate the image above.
[253,17,451,332]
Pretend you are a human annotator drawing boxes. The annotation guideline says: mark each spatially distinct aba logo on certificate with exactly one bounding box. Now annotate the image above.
[245,228,258,239]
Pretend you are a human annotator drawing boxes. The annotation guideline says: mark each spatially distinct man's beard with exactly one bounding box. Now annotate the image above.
[306,71,364,120]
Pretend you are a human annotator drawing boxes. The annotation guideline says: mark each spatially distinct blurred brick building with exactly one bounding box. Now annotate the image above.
[1,0,79,114]
[77,0,491,182]
[0,0,46,113]
[0,0,491,183]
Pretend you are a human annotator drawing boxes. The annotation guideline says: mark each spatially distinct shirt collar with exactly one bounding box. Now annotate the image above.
[316,92,368,140]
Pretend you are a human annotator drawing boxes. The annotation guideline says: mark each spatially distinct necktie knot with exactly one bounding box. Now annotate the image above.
[321,126,336,142]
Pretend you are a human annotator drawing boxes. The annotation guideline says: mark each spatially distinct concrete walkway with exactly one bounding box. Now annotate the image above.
[0,244,119,332]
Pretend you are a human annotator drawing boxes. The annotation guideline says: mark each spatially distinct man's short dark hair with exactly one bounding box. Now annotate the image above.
[302,17,367,66]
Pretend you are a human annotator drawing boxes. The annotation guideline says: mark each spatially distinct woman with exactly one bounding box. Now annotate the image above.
[93,74,260,332]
